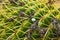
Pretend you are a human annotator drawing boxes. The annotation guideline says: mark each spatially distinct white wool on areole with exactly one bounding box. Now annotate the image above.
[31,18,36,22]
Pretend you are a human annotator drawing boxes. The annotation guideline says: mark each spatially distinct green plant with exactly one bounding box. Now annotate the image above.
[0,0,60,40]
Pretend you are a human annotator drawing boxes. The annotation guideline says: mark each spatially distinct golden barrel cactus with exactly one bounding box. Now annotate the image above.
[0,0,60,40]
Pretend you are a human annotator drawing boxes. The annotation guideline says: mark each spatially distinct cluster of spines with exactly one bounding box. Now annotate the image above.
[0,0,60,40]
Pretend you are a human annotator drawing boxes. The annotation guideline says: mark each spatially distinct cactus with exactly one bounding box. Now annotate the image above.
[0,0,60,40]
